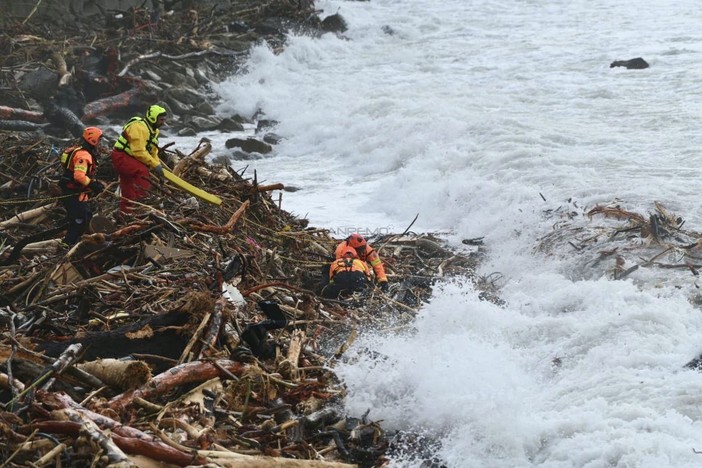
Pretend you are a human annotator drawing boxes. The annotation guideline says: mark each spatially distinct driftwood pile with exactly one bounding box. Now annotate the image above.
[0,132,483,467]
[537,199,702,291]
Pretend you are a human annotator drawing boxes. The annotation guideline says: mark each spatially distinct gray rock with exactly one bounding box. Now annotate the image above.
[186,116,221,131]
[321,14,347,33]
[175,72,200,88]
[610,57,649,69]
[177,127,198,136]
[165,96,192,115]
[230,149,263,161]
[225,137,273,154]
[217,118,245,132]
[166,86,209,106]
[256,119,278,132]
[193,67,211,85]
[263,133,282,145]
[195,101,215,115]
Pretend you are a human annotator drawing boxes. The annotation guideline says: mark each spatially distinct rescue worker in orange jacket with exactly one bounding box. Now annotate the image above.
[321,247,372,299]
[110,104,167,213]
[334,233,389,291]
[59,127,105,245]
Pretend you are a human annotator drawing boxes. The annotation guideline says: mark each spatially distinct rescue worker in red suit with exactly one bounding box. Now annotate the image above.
[334,233,389,291]
[111,104,167,213]
[59,127,105,245]
[321,247,372,299]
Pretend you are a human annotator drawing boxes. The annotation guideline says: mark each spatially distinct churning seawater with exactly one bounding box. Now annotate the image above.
[190,0,702,466]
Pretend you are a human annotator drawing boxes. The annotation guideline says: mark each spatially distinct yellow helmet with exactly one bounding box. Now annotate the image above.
[145,104,167,124]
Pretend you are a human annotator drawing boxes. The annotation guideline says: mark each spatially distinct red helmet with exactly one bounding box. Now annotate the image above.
[347,234,367,249]
[342,246,358,258]
[82,127,103,146]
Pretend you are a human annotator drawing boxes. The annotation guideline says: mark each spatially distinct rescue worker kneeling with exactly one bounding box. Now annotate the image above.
[334,233,389,291]
[321,247,372,299]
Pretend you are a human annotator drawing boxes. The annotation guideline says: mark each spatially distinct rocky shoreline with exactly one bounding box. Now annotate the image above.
[1,0,348,144]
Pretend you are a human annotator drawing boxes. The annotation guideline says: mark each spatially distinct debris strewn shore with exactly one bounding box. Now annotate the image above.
[0,3,488,466]
[0,131,485,466]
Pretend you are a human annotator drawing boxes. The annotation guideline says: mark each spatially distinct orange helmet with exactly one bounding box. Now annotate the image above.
[342,246,358,258]
[347,234,367,249]
[82,127,103,146]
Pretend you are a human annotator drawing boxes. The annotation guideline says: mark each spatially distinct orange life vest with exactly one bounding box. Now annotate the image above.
[329,257,371,281]
[59,145,96,199]
[334,240,387,282]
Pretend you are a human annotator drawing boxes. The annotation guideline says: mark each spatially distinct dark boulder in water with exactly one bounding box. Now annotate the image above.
[610,57,649,69]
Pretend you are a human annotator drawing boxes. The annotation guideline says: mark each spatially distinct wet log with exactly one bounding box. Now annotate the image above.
[57,408,132,466]
[0,105,45,123]
[44,103,84,138]
[81,87,149,122]
[108,359,247,410]
[0,120,49,131]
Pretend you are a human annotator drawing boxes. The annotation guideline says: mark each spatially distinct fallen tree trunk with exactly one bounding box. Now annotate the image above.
[82,86,150,122]
[44,103,84,138]
[108,359,247,409]
[0,119,49,131]
[0,105,45,123]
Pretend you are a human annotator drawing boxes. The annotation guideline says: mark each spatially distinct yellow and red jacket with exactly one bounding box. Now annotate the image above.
[113,116,161,168]
[329,256,371,282]
[60,146,97,201]
[334,240,387,282]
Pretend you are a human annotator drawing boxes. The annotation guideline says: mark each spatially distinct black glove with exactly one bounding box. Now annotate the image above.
[153,164,165,180]
[88,180,104,195]
[379,281,389,292]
